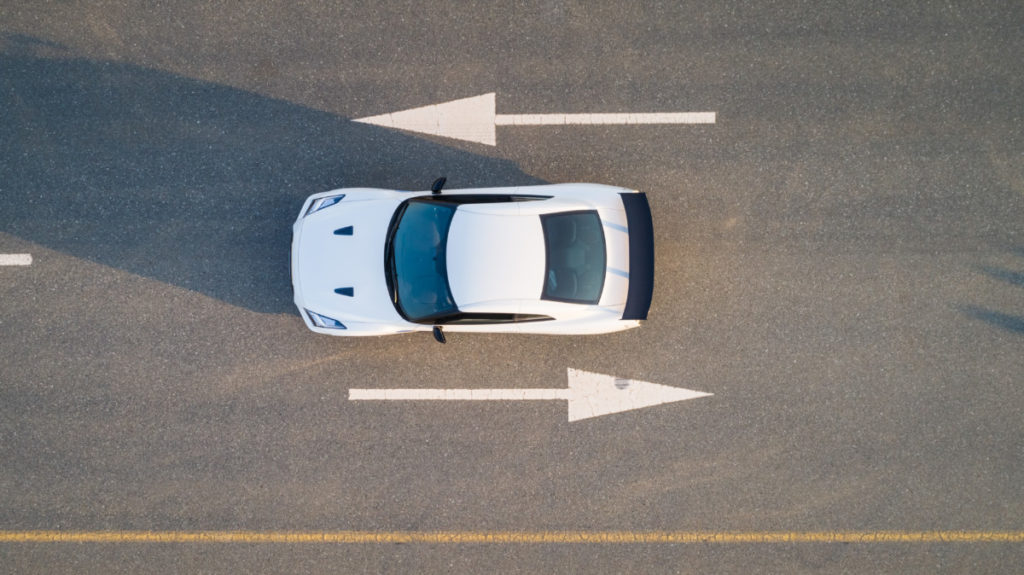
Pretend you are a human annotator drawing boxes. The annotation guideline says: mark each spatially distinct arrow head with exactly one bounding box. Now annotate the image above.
[353,93,497,146]
[566,368,712,422]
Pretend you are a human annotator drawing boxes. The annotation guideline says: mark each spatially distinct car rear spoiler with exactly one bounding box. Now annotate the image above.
[620,192,654,320]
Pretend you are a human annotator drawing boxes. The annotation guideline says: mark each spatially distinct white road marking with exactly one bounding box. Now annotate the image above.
[349,368,712,422]
[350,388,569,401]
[354,93,715,146]
[0,254,32,266]
[494,112,716,125]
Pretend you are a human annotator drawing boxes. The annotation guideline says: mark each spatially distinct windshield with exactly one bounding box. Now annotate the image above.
[385,199,458,322]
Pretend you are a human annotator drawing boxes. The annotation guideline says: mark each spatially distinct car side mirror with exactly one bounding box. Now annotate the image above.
[432,325,447,344]
[431,177,447,195]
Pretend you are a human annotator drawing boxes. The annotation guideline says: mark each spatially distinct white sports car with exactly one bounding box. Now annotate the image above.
[291,179,654,341]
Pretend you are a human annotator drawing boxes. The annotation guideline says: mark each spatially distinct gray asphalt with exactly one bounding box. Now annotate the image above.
[1,2,1022,572]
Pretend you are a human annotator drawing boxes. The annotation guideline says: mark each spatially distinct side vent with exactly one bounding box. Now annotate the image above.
[334,287,354,297]
[333,226,354,236]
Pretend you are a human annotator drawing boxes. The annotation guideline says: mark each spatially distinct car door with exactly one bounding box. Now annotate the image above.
[435,313,554,334]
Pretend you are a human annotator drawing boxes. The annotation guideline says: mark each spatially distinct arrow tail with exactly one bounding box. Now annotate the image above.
[349,388,570,401]
[495,112,716,126]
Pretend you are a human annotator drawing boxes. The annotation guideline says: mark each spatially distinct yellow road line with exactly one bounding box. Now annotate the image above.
[1,531,1022,544]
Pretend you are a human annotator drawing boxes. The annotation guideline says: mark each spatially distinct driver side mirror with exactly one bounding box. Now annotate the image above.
[432,325,447,344]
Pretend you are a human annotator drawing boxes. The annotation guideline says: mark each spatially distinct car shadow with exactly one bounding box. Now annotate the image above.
[1,38,545,314]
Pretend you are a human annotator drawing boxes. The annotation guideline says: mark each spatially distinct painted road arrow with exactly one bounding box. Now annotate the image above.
[349,368,712,422]
[354,93,715,146]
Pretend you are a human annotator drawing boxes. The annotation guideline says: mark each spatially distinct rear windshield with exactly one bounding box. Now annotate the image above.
[541,210,606,304]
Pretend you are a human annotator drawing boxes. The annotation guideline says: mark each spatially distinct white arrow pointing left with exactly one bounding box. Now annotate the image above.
[354,93,715,146]
[349,368,712,422]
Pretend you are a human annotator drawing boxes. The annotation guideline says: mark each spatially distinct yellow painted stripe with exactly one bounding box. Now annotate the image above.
[1,531,1022,544]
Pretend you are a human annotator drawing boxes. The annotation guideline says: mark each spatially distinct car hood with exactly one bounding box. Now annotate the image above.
[292,198,405,325]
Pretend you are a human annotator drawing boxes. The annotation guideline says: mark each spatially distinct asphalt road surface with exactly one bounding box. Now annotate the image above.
[2,2,1022,573]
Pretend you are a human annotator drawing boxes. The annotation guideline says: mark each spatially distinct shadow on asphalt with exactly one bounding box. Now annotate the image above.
[0,36,544,314]
[961,306,1024,334]
[963,249,1024,335]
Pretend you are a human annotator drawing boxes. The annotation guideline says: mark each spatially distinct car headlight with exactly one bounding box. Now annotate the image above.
[305,310,347,329]
[305,194,346,216]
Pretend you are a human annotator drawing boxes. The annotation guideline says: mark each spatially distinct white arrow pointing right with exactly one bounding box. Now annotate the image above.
[565,369,712,422]
[349,368,712,422]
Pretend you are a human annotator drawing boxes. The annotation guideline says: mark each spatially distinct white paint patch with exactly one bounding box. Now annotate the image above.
[349,368,711,422]
[354,93,715,146]
[0,254,32,266]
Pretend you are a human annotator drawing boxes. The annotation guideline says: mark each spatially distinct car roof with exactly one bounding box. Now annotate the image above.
[445,203,545,310]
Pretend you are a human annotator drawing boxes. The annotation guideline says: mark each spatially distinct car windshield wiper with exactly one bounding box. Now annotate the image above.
[384,204,407,306]
[386,244,399,303]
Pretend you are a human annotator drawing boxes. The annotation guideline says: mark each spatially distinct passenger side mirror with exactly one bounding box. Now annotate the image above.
[432,325,447,344]
[431,177,447,195]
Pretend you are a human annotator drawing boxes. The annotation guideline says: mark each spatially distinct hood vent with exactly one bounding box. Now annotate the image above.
[333,226,354,236]
[334,287,354,297]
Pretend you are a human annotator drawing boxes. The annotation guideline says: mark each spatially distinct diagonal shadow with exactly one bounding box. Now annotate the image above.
[1,39,544,314]
[962,248,1024,335]
[978,265,1024,289]
[960,306,1024,335]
